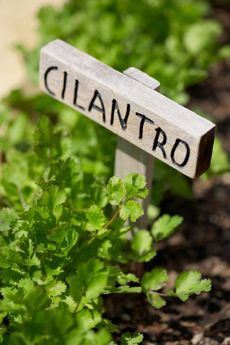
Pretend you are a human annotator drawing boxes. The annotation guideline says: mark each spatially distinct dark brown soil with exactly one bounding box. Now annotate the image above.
[105,1,230,344]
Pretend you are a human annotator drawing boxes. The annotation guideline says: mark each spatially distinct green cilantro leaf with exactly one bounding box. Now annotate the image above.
[76,308,102,331]
[124,173,148,199]
[107,176,125,205]
[121,332,144,345]
[131,230,153,255]
[146,292,166,309]
[47,280,67,298]
[141,268,168,292]
[151,214,183,241]
[175,271,212,301]
[86,205,106,231]
[120,200,143,222]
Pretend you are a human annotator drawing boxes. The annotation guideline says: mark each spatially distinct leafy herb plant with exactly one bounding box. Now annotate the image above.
[0,116,211,344]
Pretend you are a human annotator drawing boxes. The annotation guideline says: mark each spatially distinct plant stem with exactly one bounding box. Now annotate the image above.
[104,207,120,229]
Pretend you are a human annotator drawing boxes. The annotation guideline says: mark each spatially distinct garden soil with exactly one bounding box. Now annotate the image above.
[105,1,230,344]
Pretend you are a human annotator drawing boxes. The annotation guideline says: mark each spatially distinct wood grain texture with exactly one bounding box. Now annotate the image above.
[39,39,215,178]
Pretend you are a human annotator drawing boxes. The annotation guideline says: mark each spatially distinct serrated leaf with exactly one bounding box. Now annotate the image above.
[41,185,66,219]
[125,174,146,189]
[131,230,153,255]
[117,272,139,285]
[120,200,143,222]
[107,176,125,205]
[147,291,166,309]
[124,174,148,199]
[47,280,67,297]
[86,205,106,231]
[151,214,183,241]
[141,268,168,292]
[17,278,34,296]
[175,271,212,301]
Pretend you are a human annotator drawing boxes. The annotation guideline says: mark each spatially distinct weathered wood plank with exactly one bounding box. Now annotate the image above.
[39,39,215,178]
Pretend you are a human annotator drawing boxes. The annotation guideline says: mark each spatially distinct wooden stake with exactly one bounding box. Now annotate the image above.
[115,68,160,228]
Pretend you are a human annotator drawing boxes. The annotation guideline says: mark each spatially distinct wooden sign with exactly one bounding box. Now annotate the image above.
[39,39,215,178]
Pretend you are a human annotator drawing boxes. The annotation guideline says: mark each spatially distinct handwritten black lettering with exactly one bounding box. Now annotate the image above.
[88,90,106,123]
[44,66,58,96]
[171,139,190,167]
[73,79,85,110]
[136,113,154,139]
[152,127,167,159]
[110,99,130,130]
[61,71,68,99]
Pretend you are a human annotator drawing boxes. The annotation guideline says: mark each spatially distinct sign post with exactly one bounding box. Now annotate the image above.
[39,39,215,227]
[116,68,160,227]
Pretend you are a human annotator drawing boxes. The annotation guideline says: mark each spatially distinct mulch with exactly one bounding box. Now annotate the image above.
[105,1,230,343]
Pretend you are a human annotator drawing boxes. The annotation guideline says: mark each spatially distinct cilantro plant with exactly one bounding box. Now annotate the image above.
[0,116,211,344]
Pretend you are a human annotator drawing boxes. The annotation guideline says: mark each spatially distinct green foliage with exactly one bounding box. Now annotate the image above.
[203,137,230,179]
[141,268,168,308]
[131,230,153,256]
[120,332,143,345]
[131,230,156,262]
[86,205,107,232]
[0,115,211,343]
[174,271,212,302]
[152,160,193,205]
[184,20,222,55]
[151,214,183,241]
[120,200,144,222]
[142,268,168,292]
[141,268,211,308]
[22,0,229,104]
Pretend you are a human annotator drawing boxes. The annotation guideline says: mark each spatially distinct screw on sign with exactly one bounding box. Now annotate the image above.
[39,39,215,227]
